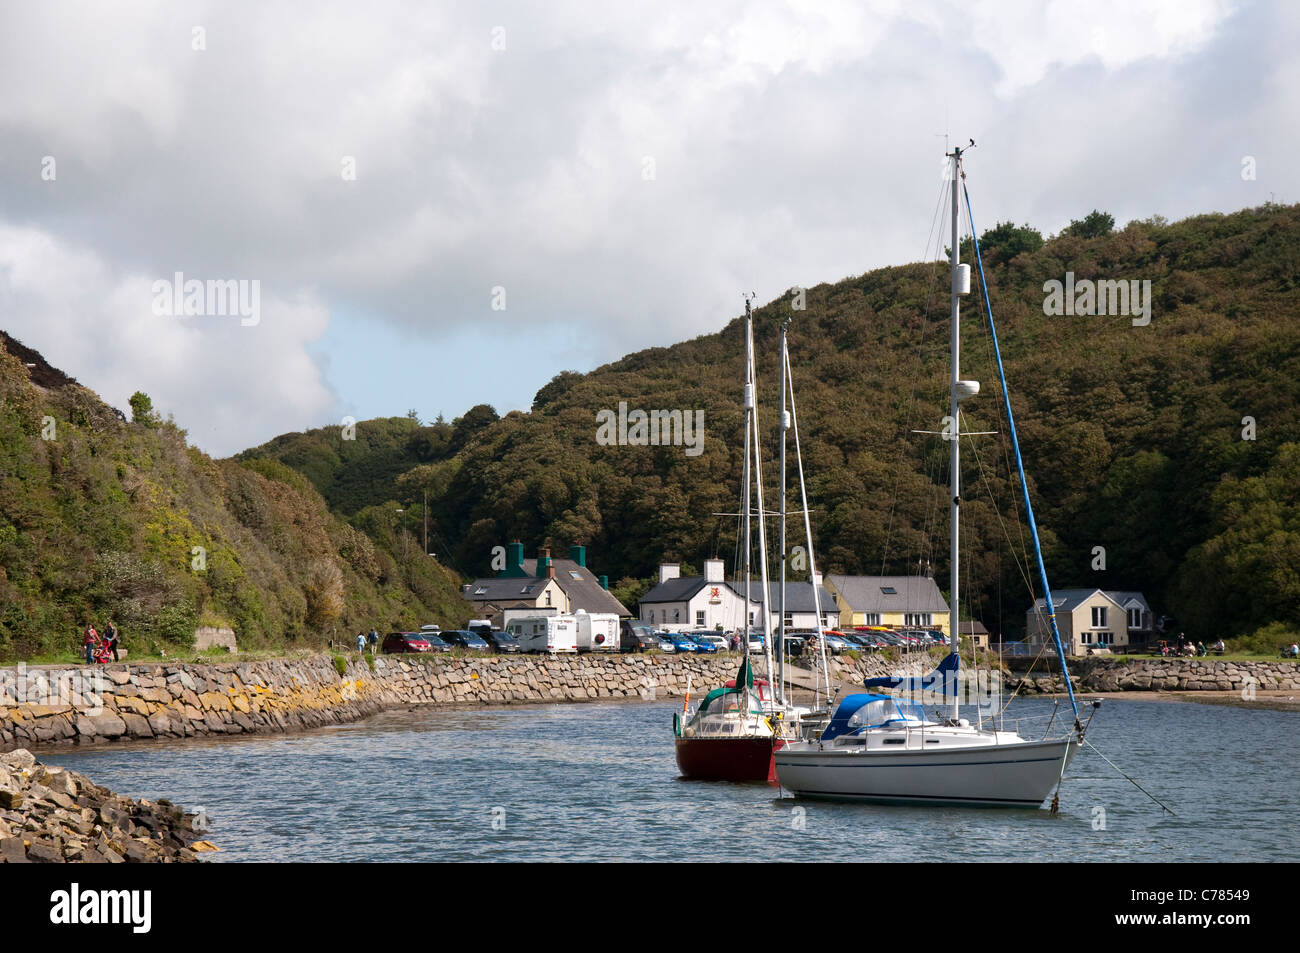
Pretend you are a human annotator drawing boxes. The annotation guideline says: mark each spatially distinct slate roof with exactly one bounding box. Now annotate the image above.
[522,558,631,617]
[1030,589,1149,613]
[639,576,836,614]
[826,575,950,614]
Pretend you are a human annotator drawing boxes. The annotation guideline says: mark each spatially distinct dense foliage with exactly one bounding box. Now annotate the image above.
[248,202,1300,644]
[0,347,472,662]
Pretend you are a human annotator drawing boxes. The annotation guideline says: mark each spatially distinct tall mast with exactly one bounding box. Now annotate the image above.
[778,318,789,706]
[947,144,976,721]
[743,297,754,657]
[747,310,777,695]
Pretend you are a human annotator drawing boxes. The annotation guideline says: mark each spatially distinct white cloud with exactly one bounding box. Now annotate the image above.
[0,0,1289,454]
[0,224,334,455]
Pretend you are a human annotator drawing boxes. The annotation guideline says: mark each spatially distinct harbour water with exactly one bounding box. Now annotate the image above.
[39,696,1297,862]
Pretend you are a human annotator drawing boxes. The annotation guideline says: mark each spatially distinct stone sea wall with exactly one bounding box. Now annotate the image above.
[1010,657,1300,694]
[0,653,740,752]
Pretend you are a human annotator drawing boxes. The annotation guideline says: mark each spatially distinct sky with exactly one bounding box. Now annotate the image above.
[0,0,1293,456]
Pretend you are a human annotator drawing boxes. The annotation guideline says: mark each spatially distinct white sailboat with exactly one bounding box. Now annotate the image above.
[774,143,1098,808]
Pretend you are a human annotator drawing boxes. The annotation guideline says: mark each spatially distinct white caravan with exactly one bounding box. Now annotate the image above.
[574,611,620,652]
[508,614,577,654]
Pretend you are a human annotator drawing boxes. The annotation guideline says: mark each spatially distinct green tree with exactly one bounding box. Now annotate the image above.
[1064,210,1115,239]
[129,391,161,426]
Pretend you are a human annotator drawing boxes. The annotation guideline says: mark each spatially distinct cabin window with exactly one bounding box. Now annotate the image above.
[883,738,904,745]
[696,611,705,626]
[1127,608,1142,630]
[1092,606,1107,628]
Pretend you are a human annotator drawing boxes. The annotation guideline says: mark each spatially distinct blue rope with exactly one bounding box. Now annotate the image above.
[962,182,1079,720]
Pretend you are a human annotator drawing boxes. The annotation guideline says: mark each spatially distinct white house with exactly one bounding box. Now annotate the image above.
[638,560,839,633]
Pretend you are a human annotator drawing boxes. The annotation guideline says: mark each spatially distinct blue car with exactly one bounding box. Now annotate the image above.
[666,634,700,653]
[685,635,718,654]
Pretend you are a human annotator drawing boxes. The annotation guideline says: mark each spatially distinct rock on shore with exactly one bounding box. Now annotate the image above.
[0,749,208,863]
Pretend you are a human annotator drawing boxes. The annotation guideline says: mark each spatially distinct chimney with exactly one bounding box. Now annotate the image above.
[659,563,680,584]
[599,574,609,590]
[501,540,528,578]
[704,558,724,583]
[812,570,823,588]
[540,547,554,579]
[569,544,587,568]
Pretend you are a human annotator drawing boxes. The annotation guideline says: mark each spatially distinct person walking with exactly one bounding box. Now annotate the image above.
[104,619,120,662]
[82,623,98,665]
[368,628,379,653]
[357,632,366,653]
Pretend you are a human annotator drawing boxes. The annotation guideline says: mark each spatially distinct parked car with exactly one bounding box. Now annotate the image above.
[439,629,491,652]
[691,632,729,652]
[383,631,450,654]
[686,634,719,654]
[621,621,659,653]
[665,633,701,653]
[747,633,766,653]
[481,629,521,653]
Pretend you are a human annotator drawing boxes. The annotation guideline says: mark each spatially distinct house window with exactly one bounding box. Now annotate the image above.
[880,586,897,595]
[1091,606,1107,628]
[1127,608,1142,630]
[569,571,582,580]
[674,609,680,622]
[545,591,552,607]
[820,615,828,627]
[1097,632,1113,645]
[749,612,754,626]
[783,613,793,628]
[1081,632,1093,644]
[696,611,705,627]
[865,613,881,626]
[904,613,931,626]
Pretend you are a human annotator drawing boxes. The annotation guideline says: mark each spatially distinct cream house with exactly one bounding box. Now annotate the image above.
[1025,589,1152,655]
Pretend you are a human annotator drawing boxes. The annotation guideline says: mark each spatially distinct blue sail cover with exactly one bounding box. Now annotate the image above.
[863,652,960,700]
[823,693,928,740]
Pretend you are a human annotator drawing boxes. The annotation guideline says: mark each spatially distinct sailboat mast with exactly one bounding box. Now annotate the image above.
[778,319,789,706]
[747,313,777,695]
[948,147,963,722]
[743,297,754,657]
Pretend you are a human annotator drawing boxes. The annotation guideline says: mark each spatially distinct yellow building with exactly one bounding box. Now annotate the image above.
[824,574,951,638]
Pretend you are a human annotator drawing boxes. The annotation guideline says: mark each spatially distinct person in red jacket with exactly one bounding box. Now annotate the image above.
[82,624,98,665]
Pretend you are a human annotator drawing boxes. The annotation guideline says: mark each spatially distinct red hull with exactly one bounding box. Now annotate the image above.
[674,736,787,784]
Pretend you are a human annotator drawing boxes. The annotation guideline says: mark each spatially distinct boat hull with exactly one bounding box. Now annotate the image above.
[774,737,1080,808]
[675,736,786,784]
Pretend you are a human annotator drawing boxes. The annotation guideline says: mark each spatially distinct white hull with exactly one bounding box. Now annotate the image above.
[775,736,1080,808]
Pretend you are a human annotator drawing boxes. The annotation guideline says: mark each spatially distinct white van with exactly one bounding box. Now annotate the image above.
[507,614,578,654]
[574,611,620,652]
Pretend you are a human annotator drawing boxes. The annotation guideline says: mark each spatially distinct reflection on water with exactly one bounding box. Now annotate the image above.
[39,697,1299,862]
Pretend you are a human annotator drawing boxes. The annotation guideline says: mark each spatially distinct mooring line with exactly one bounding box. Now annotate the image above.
[1084,738,1178,816]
